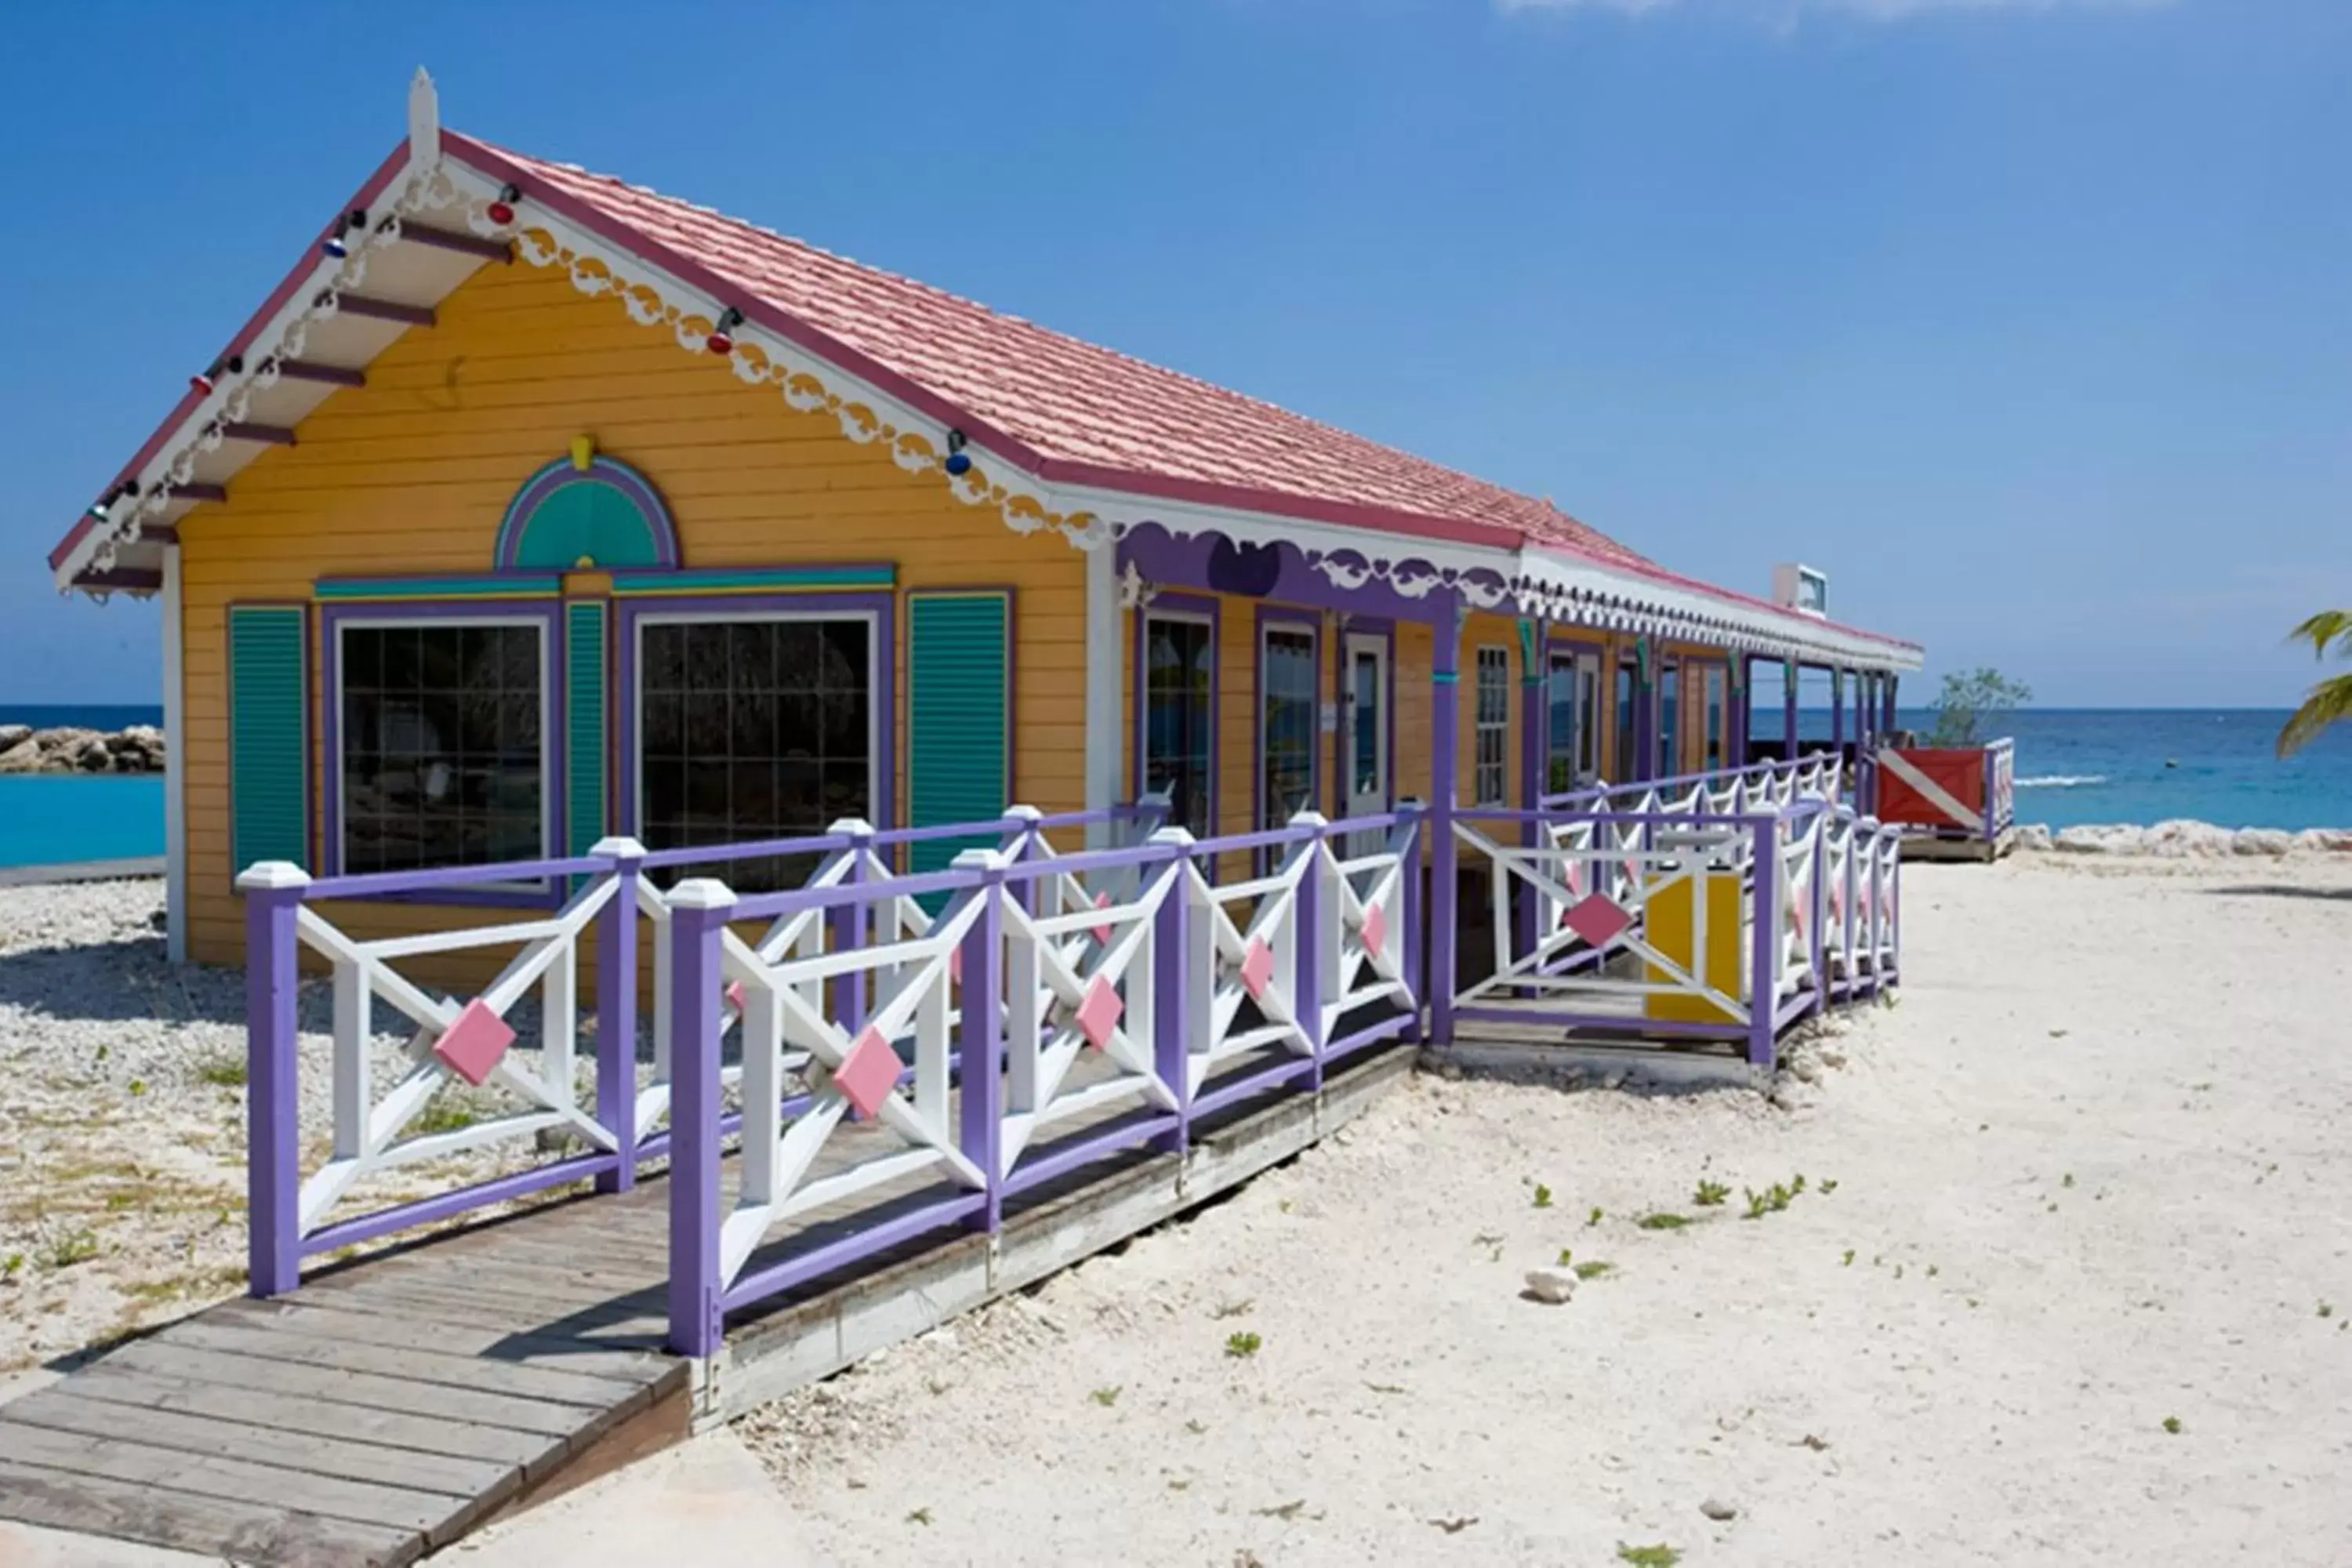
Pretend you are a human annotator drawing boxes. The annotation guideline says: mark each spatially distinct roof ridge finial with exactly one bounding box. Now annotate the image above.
[408,67,439,165]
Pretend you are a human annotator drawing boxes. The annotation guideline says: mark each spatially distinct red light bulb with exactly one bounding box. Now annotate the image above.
[706,330,734,356]
[486,200,515,226]
[190,374,214,396]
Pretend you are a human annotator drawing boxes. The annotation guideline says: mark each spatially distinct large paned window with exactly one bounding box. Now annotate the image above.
[339,621,547,876]
[1143,613,1214,838]
[1261,624,1318,830]
[1474,646,1511,806]
[1658,660,1682,778]
[638,615,873,891]
[1546,648,1602,795]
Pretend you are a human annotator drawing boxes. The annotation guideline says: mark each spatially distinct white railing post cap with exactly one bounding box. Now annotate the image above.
[1000,804,1046,824]
[1146,826,1196,848]
[588,834,647,860]
[949,847,1007,872]
[236,861,311,891]
[1285,810,1330,829]
[826,817,876,838]
[668,877,737,911]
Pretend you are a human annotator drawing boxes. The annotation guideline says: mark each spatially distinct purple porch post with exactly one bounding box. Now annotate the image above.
[1516,634,1545,963]
[1396,799,1425,1042]
[1830,670,1846,771]
[1782,659,1799,760]
[238,862,309,1298]
[1147,831,1195,1153]
[1290,813,1328,1089]
[1631,641,1654,783]
[1746,820,1778,1071]
[592,836,644,1194]
[1428,599,1461,1045]
[950,849,1005,1232]
[665,877,735,1359]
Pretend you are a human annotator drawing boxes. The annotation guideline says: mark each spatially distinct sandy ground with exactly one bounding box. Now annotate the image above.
[737,853,2352,1566]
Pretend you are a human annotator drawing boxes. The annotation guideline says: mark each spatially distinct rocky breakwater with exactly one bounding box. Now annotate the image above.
[2017,819,2352,858]
[0,724,166,775]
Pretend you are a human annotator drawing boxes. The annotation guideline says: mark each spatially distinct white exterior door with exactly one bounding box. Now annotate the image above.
[1344,633,1390,847]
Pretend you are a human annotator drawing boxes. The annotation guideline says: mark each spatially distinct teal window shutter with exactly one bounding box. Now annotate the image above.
[907,591,1011,878]
[567,601,608,856]
[227,605,310,873]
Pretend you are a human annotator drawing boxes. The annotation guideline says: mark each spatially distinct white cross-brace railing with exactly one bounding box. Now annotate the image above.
[1172,822,1318,1091]
[286,871,625,1237]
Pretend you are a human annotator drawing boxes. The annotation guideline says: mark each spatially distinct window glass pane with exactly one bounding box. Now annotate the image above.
[639,617,873,891]
[1474,647,1510,807]
[1144,617,1213,838]
[1546,652,1577,796]
[1352,651,1380,796]
[1261,628,1317,829]
[1659,662,1681,778]
[1704,667,1726,770]
[341,622,544,876]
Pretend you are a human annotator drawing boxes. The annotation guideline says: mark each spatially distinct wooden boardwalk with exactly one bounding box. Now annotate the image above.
[0,1045,1411,1566]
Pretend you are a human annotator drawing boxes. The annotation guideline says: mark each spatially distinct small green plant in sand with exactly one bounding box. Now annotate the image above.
[2319,1301,2335,1319]
[2161,1417,2182,1436]
[1,1253,23,1282]
[1637,1213,1690,1232]
[1842,1250,1856,1267]
[1091,1386,1122,1407]
[196,1054,248,1088]
[1588,1207,1604,1227]
[1693,1179,1730,1207]
[906,1508,933,1526]
[1225,1331,1262,1359]
[128,1080,147,1098]
[1532,1183,1555,1210]
[1820,1179,1840,1195]
[1743,1184,1795,1220]
[414,1098,482,1136]
[39,1232,100,1270]
[2062,1173,2076,1189]
[1574,1261,1615,1281]
[1558,1247,1575,1266]
[1210,1298,1254,1320]
[1617,1544,1681,1567]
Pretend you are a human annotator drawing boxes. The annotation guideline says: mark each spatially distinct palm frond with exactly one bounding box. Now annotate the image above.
[2286,610,2352,660]
[2277,671,2352,757]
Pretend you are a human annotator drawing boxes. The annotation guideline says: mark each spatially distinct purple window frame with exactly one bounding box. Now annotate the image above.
[1334,617,1396,820]
[614,591,898,850]
[1132,593,1221,840]
[318,599,568,909]
[1544,633,1607,796]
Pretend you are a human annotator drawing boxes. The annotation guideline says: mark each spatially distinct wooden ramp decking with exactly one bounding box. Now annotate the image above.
[0,1045,1413,1566]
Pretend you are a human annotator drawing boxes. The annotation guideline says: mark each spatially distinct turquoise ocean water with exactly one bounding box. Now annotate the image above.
[0,705,2343,870]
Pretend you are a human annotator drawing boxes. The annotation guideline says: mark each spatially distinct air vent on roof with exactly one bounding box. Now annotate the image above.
[1773,563,1828,619]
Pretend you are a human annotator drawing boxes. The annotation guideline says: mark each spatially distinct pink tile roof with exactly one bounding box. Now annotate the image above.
[470,136,1657,569]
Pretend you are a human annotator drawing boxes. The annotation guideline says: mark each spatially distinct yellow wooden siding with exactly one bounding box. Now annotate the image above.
[181,262,1084,967]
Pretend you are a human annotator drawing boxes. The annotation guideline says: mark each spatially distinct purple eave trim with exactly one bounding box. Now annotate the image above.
[277,361,367,388]
[221,423,296,447]
[298,1149,620,1259]
[331,295,436,328]
[46,139,412,575]
[718,1191,987,1314]
[399,223,516,263]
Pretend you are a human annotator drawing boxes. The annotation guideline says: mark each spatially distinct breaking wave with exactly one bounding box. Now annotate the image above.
[2016,774,2109,789]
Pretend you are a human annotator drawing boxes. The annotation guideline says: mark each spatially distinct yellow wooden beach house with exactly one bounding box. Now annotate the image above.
[5,78,1942,1561]
[52,73,1920,988]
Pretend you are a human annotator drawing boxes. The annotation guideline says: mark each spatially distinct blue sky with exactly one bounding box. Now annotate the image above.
[2,0,2344,706]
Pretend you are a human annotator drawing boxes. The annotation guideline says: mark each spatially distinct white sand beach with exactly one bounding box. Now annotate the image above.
[735,851,2352,1565]
[2,851,2349,1563]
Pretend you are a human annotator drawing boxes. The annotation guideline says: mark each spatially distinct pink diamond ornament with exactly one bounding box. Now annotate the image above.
[949,943,963,987]
[1559,895,1632,949]
[1240,936,1276,1000]
[433,999,516,1087]
[1829,884,1847,925]
[724,980,746,1014]
[833,1025,900,1118]
[1360,900,1388,957]
[1075,975,1124,1051]
[1092,890,1116,949]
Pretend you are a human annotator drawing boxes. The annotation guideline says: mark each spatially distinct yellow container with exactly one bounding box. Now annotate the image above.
[1642,867,1746,1025]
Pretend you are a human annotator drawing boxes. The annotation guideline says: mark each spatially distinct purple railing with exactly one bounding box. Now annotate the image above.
[659,806,1422,1355]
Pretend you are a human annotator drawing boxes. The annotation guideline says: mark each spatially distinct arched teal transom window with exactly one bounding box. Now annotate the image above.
[493,454,680,572]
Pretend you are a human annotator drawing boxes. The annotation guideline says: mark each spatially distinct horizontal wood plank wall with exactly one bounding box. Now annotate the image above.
[180,263,1084,967]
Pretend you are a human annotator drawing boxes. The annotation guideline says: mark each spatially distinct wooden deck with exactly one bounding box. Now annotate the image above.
[0,1044,1412,1566]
